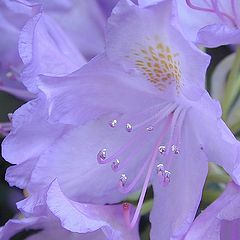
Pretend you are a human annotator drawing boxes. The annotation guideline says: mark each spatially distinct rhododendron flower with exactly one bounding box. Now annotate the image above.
[19,12,86,93]
[0,0,86,136]
[175,0,240,47]
[7,0,118,60]
[0,180,139,240]
[1,0,118,97]
[42,0,115,60]
[3,0,240,239]
[185,182,240,240]
[0,0,87,97]
[0,0,34,100]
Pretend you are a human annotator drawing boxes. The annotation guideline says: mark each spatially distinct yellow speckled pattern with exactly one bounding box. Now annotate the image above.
[127,37,182,92]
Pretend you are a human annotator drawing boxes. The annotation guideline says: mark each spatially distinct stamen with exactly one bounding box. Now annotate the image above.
[97,148,107,163]
[156,163,165,176]
[119,115,172,194]
[171,145,180,154]
[124,116,172,229]
[210,0,226,23]
[158,145,166,154]
[99,104,177,166]
[109,119,118,128]
[133,103,177,130]
[111,159,120,170]
[186,0,216,13]
[119,157,149,194]
[146,126,154,132]
[126,123,133,132]
[98,104,187,229]
[166,107,183,153]
[120,174,128,187]
[163,170,171,184]
[99,129,143,165]
[125,103,167,123]
[164,109,186,170]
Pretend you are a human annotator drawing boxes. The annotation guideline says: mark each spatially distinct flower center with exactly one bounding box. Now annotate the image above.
[126,36,182,93]
[96,103,187,227]
[186,0,240,28]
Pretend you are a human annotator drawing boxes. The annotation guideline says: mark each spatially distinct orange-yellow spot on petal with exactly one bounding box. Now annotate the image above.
[129,39,182,92]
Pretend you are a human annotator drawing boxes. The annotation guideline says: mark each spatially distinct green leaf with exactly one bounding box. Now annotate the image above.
[222,47,240,120]
[141,199,153,216]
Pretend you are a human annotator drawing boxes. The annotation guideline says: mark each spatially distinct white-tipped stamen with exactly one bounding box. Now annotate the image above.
[146,126,154,132]
[109,119,118,128]
[156,163,165,176]
[97,148,107,162]
[111,159,120,170]
[126,123,132,132]
[171,145,180,154]
[158,145,166,154]
[120,174,128,187]
[164,170,171,183]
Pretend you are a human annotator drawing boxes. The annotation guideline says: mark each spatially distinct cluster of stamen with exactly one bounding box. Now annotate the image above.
[156,144,179,183]
[96,103,186,228]
[98,142,179,187]
[97,115,181,187]
[186,0,240,28]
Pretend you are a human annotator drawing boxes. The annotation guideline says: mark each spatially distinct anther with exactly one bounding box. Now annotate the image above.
[111,159,120,170]
[146,126,154,132]
[158,145,166,154]
[156,163,165,175]
[164,170,171,183]
[171,145,180,154]
[126,123,133,132]
[120,174,128,187]
[97,148,107,162]
[109,119,118,128]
